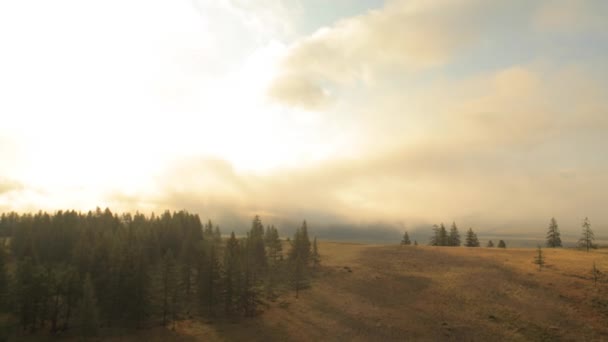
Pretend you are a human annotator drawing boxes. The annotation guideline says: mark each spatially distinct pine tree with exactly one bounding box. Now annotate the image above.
[289,221,312,298]
[266,225,282,264]
[223,232,241,317]
[497,240,506,248]
[486,240,494,248]
[546,217,562,248]
[430,224,448,246]
[465,228,480,247]
[533,245,545,271]
[448,222,461,247]
[76,274,99,337]
[401,231,411,245]
[578,217,595,252]
[414,240,418,246]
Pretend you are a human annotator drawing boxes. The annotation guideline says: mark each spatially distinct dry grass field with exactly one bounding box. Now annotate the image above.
[51,241,608,342]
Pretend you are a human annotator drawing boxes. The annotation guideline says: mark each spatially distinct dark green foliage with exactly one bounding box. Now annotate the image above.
[448,222,461,247]
[487,240,494,248]
[401,231,411,245]
[265,225,283,264]
[223,232,241,316]
[1,209,319,334]
[289,221,312,298]
[546,217,562,248]
[534,245,545,271]
[464,228,480,247]
[430,223,448,246]
[160,249,178,327]
[76,274,99,337]
[578,217,595,252]
[497,240,506,248]
[0,246,8,312]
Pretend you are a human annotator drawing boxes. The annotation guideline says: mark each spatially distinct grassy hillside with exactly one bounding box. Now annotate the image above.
[20,242,608,341]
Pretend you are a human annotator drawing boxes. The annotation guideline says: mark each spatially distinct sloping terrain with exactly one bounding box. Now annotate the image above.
[82,242,608,341]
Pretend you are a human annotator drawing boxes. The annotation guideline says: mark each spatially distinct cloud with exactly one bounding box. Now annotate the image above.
[266,0,525,108]
[0,178,22,195]
[106,61,608,234]
[534,0,608,33]
[267,72,331,110]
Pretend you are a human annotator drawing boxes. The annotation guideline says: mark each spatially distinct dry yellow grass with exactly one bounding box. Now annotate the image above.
[47,242,608,341]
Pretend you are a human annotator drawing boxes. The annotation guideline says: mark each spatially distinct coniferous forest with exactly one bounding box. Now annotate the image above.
[0,208,319,337]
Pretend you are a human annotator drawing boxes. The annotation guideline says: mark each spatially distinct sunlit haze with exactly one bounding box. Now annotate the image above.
[1,0,607,237]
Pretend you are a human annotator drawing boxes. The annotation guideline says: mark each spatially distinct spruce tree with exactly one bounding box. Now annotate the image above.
[401,231,411,245]
[546,217,562,248]
[448,222,461,247]
[487,240,494,248]
[465,228,480,247]
[223,232,241,317]
[578,217,595,252]
[497,240,506,248]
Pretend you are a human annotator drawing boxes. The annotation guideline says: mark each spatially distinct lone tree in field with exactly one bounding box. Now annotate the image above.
[578,217,595,252]
[486,240,494,248]
[401,231,411,245]
[465,228,480,247]
[534,245,545,271]
[448,222,461,247]
[546,217,562,248]
[497,240,506,248]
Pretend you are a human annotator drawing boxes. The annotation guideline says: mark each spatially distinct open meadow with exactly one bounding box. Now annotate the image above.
[92,241,608,342]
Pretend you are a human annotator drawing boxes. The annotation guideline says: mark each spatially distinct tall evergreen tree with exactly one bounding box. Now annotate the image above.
[497,240,506,248]
[486,240,494,248]
[546,217,562,248]
[534,245,545,271]
[430,224,448,246]
[464,228,480,247]
[289,221,312,298]
[401,231,411,245]
[448,222,461,247]
[222,232,241,317]
[578,217,595,252]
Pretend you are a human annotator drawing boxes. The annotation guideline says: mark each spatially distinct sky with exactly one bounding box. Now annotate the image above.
[0,0,607,238]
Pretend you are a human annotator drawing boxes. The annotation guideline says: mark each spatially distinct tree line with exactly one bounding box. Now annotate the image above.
[401,222,505,248]
[0,208,319,336]
[400,216,599,250]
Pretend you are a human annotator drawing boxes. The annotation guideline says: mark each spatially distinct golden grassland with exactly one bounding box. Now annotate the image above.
[22,242,608,341]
